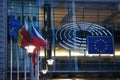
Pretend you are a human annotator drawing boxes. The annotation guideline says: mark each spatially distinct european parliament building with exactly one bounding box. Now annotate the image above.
[0,0,120,80]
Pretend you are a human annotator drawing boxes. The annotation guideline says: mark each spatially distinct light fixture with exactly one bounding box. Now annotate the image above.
[25,45,35,53]
[47,59,54,65]
[42,69,48,74]
[110,54,113,57]
[88,54,93,57]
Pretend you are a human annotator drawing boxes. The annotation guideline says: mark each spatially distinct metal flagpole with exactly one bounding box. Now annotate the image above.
[10,36,13,80]
[30,54,34,80]
[37,52,39,80]
[24,51,27,80]
[35,51,39,80]
[16,44,19,80]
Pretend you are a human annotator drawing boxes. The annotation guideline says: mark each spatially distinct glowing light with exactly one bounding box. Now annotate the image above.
[47,59,54,65]
[25,45,35,53]
[42,69,47,74]
[110,54,114,57]
[88,54,93,57]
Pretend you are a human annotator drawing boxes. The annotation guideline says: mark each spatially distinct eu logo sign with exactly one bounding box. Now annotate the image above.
[87,36,114,54]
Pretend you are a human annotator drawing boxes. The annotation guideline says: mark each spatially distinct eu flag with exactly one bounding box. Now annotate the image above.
[87,36,114,54]
[9,13,22,40]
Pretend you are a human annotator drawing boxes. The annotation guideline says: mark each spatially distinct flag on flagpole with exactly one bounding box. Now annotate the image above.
[9,13,22,40]
[9,13,22,80]
[17,21,49,65]
[17,21,49,51]
[17,26,31,48]
[28,24,49,65]
[30,25,49,52]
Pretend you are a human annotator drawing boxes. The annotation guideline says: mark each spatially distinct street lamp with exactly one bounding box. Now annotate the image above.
[25,45,35,53]
[47,59,54,65]
[25,45,36,80]
[42,69,48,74]
[41,69,48,79]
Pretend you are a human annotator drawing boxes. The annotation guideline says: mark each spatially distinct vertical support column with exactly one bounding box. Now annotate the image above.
[72,0,77,51]
[44,3,51,59]
[51,0,56,71]
[44,4,52,80]
[74,57,78,71]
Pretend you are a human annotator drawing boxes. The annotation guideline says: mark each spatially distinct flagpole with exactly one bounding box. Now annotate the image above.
[30,54,34,80]
[37,52,39,80]
[10,36,13,80]
[16,44,19,80]
[24,51,26,80]
[35,51,39,80]
[9,8,13,80]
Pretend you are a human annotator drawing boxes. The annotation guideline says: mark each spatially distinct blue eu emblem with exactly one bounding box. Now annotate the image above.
[87,36,114,54]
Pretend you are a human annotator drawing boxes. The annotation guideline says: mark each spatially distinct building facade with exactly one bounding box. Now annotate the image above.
[0,0,7,80]
[0,0,120,80]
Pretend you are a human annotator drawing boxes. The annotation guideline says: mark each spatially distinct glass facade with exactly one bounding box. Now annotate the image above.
[7,0,120,79]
